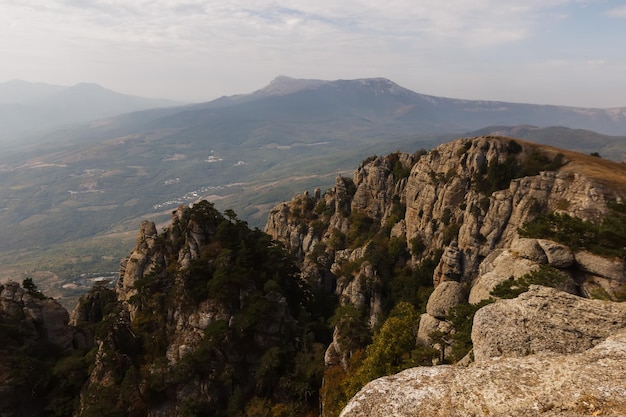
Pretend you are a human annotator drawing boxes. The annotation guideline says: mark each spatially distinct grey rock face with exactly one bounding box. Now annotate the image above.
[468,250,539,304]
[340,330,626,417]
[425,281,467,320]
[432,245,463,286]
[0,281,74,353]
[416,313,452,345]
[537,239,574,267]
[472,285,626,362]
[510,238,548,264]
[575,250,625,281]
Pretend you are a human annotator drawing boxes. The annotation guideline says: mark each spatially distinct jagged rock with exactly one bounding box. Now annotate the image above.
[537,239,574,267]
[390,219,406,239]
[510,238,548,264]
[580,274,626,300]
[336,262,383,327]
[339,330,626,417]
[405,137,618,285]
[425,281,467,320]
[575,250,625,282]
[472,285,626,362]
[0,281,75,354]
[351,157,396,219]
[468,250,539,304]
[432,244,463,286]
[117,220,166,310]
[416,313,452,345]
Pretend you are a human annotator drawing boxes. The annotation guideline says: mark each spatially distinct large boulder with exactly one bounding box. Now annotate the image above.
[339,330,626,417]
[468,250,538,304]
[425,281,467,320]
[510,238,547,264]
[537,239,574,268]
[575,250,625,282]
[472,285,626,362]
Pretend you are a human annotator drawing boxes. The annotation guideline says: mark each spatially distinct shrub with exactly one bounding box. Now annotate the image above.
[490,265,569,299]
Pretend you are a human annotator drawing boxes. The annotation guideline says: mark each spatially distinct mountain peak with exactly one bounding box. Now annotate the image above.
[254,75,328,96]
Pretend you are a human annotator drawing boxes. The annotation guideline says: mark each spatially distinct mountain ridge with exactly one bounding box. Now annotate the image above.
[1,136,625,416]
[0,79,182,142]
[2,75,626,308]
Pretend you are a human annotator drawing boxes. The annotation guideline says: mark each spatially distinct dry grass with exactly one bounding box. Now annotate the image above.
[492,136,626,194]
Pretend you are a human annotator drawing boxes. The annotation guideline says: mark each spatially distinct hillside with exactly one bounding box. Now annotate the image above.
[0,80,180,143]
[2,76,626,308]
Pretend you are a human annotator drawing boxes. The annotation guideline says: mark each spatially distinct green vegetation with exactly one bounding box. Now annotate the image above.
[519,201,626,259]
[473,144,564,195]
[444,299,493,361]
[490,265,569,299]
[325,303,438,414]
[22,276,47,300]
[386,152,411,184]
[76,202,331,417]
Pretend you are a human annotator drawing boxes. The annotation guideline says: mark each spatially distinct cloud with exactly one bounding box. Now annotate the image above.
[2,0,578,49]
[1,0,623,107]
[607,5,626,18]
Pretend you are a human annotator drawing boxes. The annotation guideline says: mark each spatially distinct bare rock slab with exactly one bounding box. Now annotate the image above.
[340,330,626,417]
[472,285,626,362]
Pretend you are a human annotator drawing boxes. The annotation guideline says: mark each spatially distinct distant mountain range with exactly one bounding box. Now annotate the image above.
[0,80,181,142]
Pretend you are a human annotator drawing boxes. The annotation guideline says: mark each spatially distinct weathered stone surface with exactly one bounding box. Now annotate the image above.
[510,238,548,264]
[575,250,625,282]
[432,244,463,287]
[425,281,467,320]
[416,313,452,345]
[537,239,574,267]
[340,330,626,417]
[580,274,626,300]
[0,281,75,353]
[468,250,539,304]
[404,137,618,284]
[472,286,626,362]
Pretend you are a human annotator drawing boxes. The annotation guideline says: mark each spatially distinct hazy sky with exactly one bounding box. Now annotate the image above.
[1,0,625,107]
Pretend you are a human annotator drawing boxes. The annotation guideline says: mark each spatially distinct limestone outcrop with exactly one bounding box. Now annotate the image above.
[264,137,626,375]
[342,285,626,417]
[425,281,467,319]
[0,281,75,353]
[340,330,626,417]
[472,285,626,362]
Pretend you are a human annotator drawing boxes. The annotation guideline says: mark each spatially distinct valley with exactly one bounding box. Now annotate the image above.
[1,77,626,310]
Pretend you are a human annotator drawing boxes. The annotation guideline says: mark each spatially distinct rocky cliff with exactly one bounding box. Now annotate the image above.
[73,201,327,417]
[3,135,625,417]
[0,280,87,416]
[264,135,626,415]
[340,286,626,417]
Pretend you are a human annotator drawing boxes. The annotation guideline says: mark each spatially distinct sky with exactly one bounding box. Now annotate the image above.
[1,0,626,107]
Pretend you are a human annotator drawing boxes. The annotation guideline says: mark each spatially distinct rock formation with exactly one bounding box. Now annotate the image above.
[340,330,626,417]
[0,280,81,416]
[263,136,626,416]
[472,285,626,362]
[4,135,625,417]
[0,281,75,353]
[341,285,626,417]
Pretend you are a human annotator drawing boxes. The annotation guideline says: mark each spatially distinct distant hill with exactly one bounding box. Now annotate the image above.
[0,80,181,142]
[468,125,626,161]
